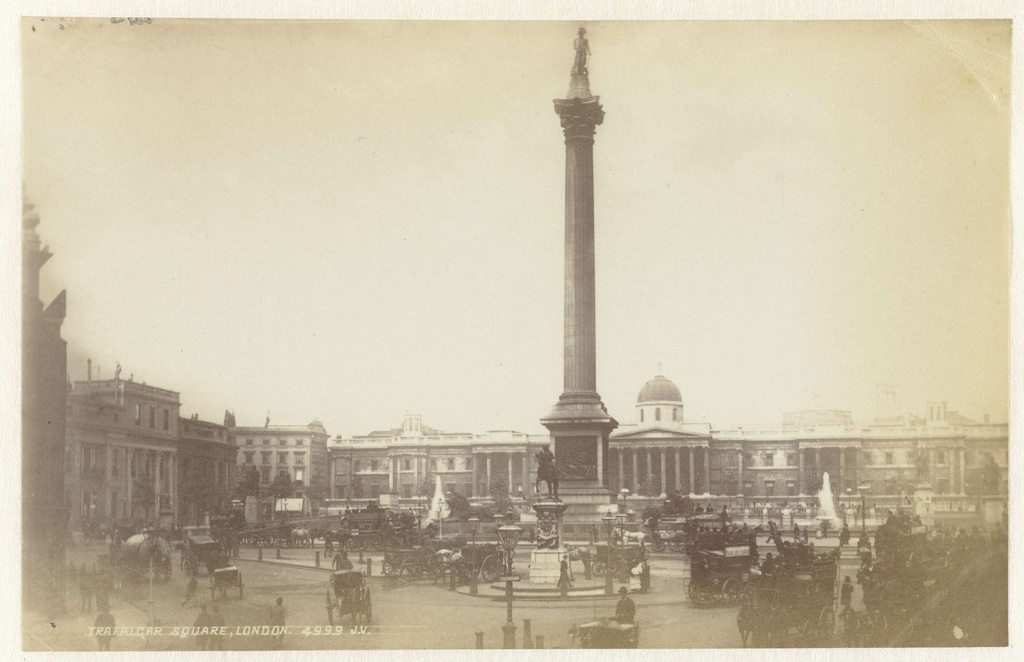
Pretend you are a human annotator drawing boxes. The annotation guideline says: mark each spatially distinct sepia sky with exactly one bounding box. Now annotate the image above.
[21,19,1011,437]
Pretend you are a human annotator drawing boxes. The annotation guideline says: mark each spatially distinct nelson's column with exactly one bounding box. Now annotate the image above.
[540,28,617,533]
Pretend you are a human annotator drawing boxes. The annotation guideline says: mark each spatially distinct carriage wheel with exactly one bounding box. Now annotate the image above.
[651,540,666,553]
[400,558,422,581]
[722,578,742,603]
[817,606,836,639]
[381,561,395,577]
[326,590,335,626]
[669,541,685,553]
[591,561,607,577]
[480,555,501,583]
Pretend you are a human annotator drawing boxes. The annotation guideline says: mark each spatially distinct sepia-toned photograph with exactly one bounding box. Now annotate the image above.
[17,13,1012,652]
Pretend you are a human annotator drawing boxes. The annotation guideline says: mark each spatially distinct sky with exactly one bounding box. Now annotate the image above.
[20,18,1011,437]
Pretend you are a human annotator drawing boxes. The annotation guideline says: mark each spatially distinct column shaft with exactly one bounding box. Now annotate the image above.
[660,448,667,496]
[703,448,711,495]
[632,447,638,492]
[688,448,695,495]
[674,448,682,493]
[618,448,624,491]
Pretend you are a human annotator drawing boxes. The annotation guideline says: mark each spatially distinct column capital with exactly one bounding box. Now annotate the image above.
[554,96,604,141]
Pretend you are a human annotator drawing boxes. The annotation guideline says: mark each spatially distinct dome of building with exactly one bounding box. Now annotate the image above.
[637,375,682,404]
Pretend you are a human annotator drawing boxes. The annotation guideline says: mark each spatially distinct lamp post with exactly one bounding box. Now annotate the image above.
[858,484,869,537]
[602,513,615,596]
[496,512,523,649]
[468,516,480,596]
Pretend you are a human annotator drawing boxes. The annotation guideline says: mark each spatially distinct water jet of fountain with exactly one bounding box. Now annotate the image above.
[816,471,841,527]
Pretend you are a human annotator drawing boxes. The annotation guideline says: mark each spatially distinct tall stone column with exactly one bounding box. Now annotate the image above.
[645,449,652,491]
[674,448,682,493]
[959,448,966,496]
[688,448,695,495]
[703,448,711,495]
[738,450,744,495]
[507,454,513,494]
[798,449,805,495]
[617,448,624,491]
[660,448,667,497]
[626,448,634,495]
[472,452,479,497]
[540,30,618,531]
[839,448,845,490]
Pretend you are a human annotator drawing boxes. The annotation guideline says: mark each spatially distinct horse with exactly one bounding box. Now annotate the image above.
[613,528,647,547]
[290,528,311,547]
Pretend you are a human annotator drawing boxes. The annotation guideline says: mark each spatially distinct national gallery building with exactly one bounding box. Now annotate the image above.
[328,375,1009,515]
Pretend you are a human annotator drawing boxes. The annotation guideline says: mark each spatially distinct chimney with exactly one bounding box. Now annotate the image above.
[87,358,92,383]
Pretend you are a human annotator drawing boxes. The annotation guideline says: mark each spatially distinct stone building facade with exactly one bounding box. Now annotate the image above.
[178,416,237,525]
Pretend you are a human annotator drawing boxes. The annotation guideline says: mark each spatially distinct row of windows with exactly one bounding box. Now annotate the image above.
[639,407,681,423]
[133,403,171,431]
[244,438,306,447]
[243,451,306,465]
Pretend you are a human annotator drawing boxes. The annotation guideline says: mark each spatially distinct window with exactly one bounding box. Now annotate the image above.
[294,468,304,483]
[885,452,894,465]
[261,452,271,465]
[786,453,797,467]
[163,409,169,431]
[278,452,288,464]
[787,481,797,496]
[726,453,737,469]
[431,458,438,470]
[244,452,254,464]
[295,452,305,465]
[135,404,141,425]
[371,460,379,472]
[149,406,156,428]
[744,453,755,467]
[673,408,680,421]
[402,485,412,498]
[862,452,872,465]
[297,439,305,446]
[937,451,947,464]
[744,480,755,493]
[640,410,645,423]
[263,439,270,446]
[466,457,474,471]
[277,469,289,480]
[937,478,949,495]
[246,438,253,446]
[445,483,456,495]
[354,460,361,472]
[278,439,286,446]
[764,452,774,467]
[447,458,455,471]
[403,459,410,471]
[261,467,271,483]
[655,408,661,421]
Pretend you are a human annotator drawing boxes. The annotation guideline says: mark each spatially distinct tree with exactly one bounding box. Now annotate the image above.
[306,474,328,508]
[269,473,294,501]
[350,475,364,500]
[234,466,260,500]
[805,470,823,495]
[417,475,435,499]
[488,478,512,514]
[448,493,472,521]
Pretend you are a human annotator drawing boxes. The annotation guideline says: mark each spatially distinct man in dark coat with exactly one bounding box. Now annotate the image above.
[840,576,854,615]
[94,607,115,651]
[193,605,214,650]
[558,559,572,598]
[615,587,636,624]
[839,523,851,547]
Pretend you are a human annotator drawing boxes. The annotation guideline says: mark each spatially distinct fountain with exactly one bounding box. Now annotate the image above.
[422,475,450,527]
[816,471,841,528]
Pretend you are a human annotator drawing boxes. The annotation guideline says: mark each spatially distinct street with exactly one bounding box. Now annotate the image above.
[23,538,877,651]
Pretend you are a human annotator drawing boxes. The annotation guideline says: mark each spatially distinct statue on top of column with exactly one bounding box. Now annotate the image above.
[535,444,559,499]
[572,27,590,76]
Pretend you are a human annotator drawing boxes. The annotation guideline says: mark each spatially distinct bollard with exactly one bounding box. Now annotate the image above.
[475,632,484,649]
[258,547,263,562]
[535,635,544,649]
[233,544,240,559]
[522,619,532,649]
[358,549,364,562]
[276,546,283,560]
[449,568,457,591]
[366,558,372,576]
[315,551,321,568]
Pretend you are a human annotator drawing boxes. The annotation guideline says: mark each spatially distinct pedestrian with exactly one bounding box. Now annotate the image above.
[325,537,334,556]
[793,523,800,541]
[640,560,651,594]
[93,607,115,651]
[629,561,642,593]
[79,564,94,613]
[615,587,636,624]
[840,523,851,547]
[558,558,572,598]
[269,597,287,648]
[181,575,199,607]
[761,552,776,576]
[193,605,213,650]
[840,576,854,615]
[209,604,226,651]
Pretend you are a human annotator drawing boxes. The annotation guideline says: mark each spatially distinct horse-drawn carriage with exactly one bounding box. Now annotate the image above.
[181,534,230,576]
[326,570,372,625]
[590,544,646,582]
[117,531,174,582]
[382,547,442,580]
[210,566,244,600]
[737,551,838,647]
[688,544,755,606]
[338,508,420,552]
[573,620,640,648]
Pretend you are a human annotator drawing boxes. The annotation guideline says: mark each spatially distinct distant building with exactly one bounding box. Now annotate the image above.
[609,374,1008,506]
[66,372,181,530]
[178,416,237,525]
[329,413,548,507]
[229,420,330,519]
